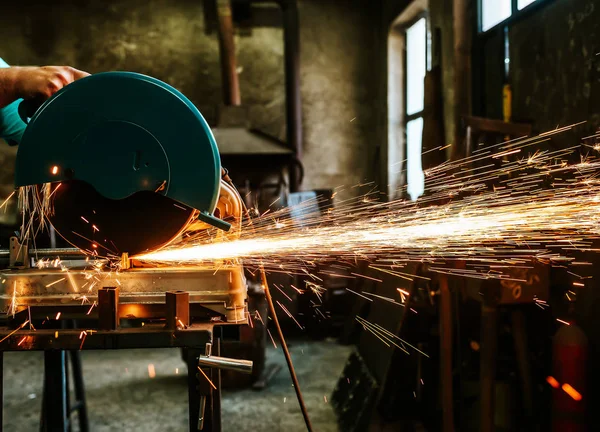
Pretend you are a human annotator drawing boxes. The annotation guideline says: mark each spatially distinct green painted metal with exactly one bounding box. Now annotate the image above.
[15,72,222,219]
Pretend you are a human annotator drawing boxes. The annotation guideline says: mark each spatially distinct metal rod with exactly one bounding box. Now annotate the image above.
[197,355,253,374]
[0,248,83,258]
[259,266,313,431]
[281,0,303,191]
[216,0,242,106]
[439,275,455,432]
[481,304,498,432]
[452,0,472,161]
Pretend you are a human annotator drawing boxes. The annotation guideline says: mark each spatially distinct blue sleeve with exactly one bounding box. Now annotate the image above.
[0,58,26,146]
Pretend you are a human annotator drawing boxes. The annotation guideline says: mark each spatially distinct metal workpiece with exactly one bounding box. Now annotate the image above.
[224,268,247,323]
[0,265,248,323]
[165,290,190,330]
[198,354,253,374]
[98,287,119,330]
[0,247,85,259]
[8,237,29,268]
[0,238,87,264]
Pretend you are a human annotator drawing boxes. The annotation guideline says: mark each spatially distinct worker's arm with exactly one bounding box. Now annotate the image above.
[0,58,89,145]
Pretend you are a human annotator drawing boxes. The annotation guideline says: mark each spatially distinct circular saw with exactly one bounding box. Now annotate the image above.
[14,72,231,257]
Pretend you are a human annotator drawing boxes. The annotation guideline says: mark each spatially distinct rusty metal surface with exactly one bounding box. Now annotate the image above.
[166,290,190,330]
[0,265,247,323]
[98,287,119,330]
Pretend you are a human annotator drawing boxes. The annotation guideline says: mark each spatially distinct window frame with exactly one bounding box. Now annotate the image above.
[402,12,429,200]
[478,0,554,34]
[473,0,556,118]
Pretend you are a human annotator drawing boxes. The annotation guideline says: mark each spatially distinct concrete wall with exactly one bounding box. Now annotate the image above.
[300,0,384,192]
[0,0,393,206]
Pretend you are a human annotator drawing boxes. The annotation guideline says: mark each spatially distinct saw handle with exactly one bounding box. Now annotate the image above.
[18,97,46,124]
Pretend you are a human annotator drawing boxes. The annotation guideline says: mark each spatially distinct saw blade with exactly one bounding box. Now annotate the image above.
[41,181,195,257]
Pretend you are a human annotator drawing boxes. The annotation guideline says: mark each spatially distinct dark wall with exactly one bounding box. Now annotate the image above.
[478,1,600,427]
[479,0,600,137]
[511,0,599,134]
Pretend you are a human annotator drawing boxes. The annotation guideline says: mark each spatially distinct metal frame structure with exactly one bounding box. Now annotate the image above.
[0,239,252,432]
[401,11,430,201]
[0,286,252,432]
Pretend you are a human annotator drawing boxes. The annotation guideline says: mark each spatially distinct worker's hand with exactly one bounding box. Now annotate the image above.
[8,66,89,100]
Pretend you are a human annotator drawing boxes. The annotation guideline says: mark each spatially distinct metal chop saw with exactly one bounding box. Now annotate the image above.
[0,72,252,432]
[17,71,233,256]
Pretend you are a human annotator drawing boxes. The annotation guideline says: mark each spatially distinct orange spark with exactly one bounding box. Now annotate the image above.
[562,383,582,401]
[0,191,15,210]
[46,278,66,288]
[546,376,560,388]
[197,366,217,390]
[86,301,97,315]
[0,320,29,344]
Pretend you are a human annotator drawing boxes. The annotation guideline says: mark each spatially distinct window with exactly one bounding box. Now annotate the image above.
[481,0,511,31]
[387,0,428,201]
[405,17,427,200]
[480,0,542,32]
[518,0,537,10]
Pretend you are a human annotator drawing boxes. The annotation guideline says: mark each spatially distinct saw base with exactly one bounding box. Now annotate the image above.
[1,264,247,324]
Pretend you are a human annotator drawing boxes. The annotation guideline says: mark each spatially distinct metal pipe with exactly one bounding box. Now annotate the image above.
[281,0,303,191]
[216,0,242,106]
[197,355,253,374]
[439,275,455,432]
[452,0,472,161]
[0,248,83,258]
[480,304,498,432]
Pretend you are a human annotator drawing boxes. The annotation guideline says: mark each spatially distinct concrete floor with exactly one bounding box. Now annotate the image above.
[2,339,351,431]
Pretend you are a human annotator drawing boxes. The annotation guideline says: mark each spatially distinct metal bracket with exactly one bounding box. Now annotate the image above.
[197,211,231,232]
[8,236,29,269]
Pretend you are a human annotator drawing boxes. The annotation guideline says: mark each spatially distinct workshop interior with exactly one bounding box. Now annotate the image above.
[0,0,599,431]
